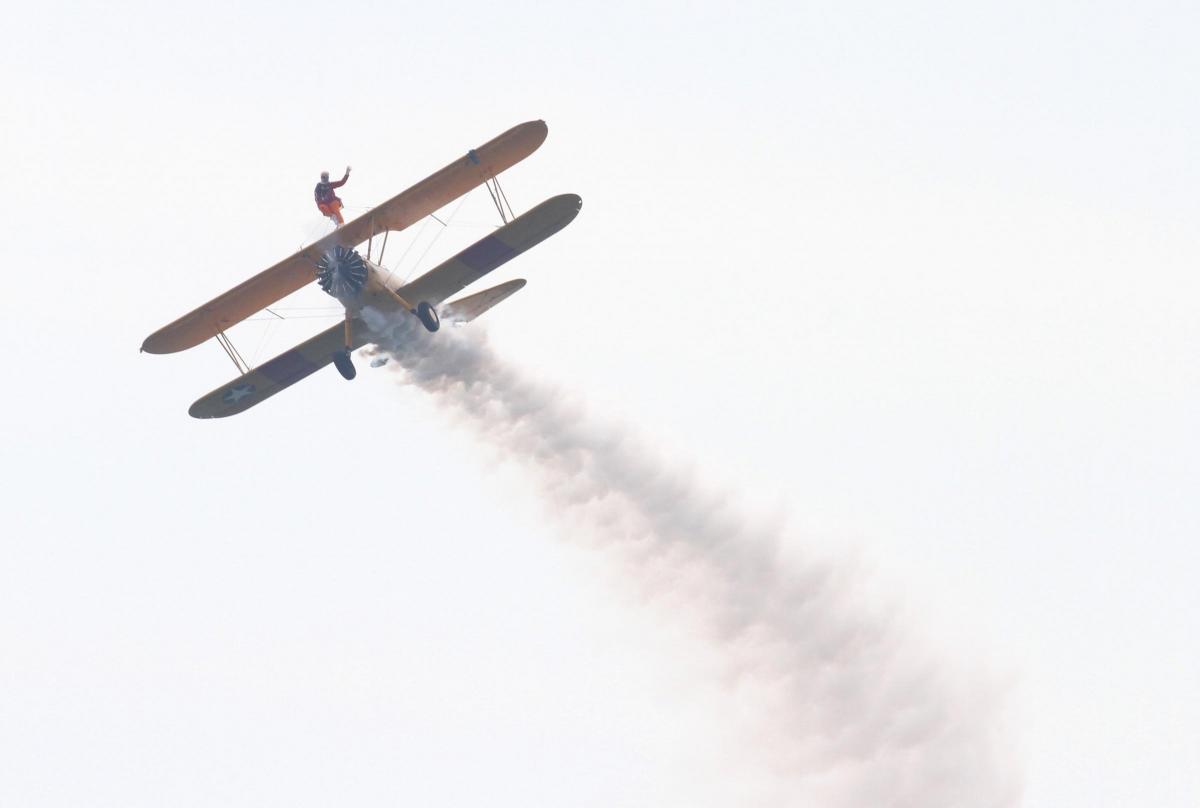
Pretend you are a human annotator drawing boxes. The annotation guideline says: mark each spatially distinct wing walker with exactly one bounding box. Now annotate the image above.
[141,120,581,418]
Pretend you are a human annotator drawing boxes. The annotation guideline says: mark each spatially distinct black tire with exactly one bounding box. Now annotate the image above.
[332,349,356,380]
[415,301,440,333]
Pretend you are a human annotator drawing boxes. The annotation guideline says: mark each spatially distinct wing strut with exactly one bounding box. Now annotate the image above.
[377,228,389,265]
[485,175,516,223]
[215,331,250,374]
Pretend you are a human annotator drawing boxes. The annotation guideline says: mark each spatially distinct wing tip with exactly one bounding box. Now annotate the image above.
[188,400,220,419]
[511,119,549,151]
[140,335,167,354]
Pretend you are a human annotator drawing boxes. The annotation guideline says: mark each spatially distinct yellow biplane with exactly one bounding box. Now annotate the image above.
[141,120,581,418]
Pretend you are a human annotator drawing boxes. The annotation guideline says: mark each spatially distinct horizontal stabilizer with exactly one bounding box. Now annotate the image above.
[441,279,526,324]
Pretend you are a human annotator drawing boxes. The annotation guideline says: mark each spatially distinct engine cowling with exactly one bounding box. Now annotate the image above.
[316,246,368,300]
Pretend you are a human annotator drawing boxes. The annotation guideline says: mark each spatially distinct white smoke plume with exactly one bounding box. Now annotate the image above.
[371,317,1020,808]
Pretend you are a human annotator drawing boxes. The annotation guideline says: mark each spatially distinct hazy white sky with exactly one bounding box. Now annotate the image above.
[2,1,1198,806]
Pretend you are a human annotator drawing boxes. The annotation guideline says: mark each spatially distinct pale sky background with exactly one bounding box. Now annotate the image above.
[2,1,1198,806]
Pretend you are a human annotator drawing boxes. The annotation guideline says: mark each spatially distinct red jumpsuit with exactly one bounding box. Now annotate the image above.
[314,170,350,224]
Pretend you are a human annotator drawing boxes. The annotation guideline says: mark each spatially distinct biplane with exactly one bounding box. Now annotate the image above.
[141,120,581,418]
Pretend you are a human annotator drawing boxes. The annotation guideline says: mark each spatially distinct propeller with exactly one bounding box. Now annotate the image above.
[316,245,368,299]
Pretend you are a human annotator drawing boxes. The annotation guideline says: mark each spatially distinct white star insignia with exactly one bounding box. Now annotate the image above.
[223,384,256,404]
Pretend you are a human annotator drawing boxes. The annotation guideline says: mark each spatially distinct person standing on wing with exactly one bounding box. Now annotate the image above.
[315,166,351,226]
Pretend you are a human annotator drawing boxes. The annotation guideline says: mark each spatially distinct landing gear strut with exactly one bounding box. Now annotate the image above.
[333,312,356,380]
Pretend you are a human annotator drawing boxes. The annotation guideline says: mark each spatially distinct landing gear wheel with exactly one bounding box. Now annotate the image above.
[415,301,440,333]
[332,349,356,380]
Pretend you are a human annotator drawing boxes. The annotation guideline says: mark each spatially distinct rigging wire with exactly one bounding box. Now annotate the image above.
[248,318,276,368]
[382,215,433,287]
[261,305,342,311]
[402,194,470,284]
[245,313,343,321]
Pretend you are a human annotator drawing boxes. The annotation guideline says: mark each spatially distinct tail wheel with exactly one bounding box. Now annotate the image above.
[415,301,440,332]
[332,349,356,380]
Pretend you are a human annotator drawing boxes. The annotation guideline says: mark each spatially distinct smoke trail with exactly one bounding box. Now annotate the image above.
[371,317,1019,808]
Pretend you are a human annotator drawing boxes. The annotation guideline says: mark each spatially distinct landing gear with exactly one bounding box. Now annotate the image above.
[415,301,440,332]
[332,349,356,380]
[333,313,357,380]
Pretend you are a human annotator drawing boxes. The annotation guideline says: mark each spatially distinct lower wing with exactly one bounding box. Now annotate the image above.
[188,319,370,419]
[397,193,580,307]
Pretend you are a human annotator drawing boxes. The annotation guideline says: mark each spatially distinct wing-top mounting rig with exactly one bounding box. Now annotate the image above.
[141,120,581,418]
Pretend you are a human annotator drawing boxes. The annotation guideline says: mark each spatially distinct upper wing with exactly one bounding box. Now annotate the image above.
[188,319,370,419]
[142,120,549,355]
[397,193,581,307]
